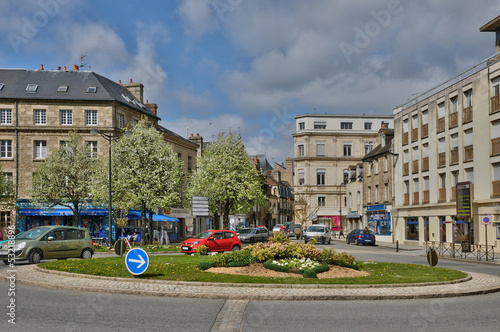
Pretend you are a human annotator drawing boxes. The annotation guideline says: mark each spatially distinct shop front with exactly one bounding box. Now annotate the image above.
[126,210,180,244]
[316,216,340,231]
[366,204,391,237]
[346,211,361,232]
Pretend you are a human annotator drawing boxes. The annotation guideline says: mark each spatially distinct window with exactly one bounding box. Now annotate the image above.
[424,176,430,191]
[188,156,192,171]
[364,142,373,154]
[403,119,409,133]
[298,170,304,185]
[298,122,305,130]
[438,102,445,118]
[132,119,138,128]
[34,109,46,125]
[439,173,446,189]
[375,185,379,202]
[118,114,125,129]
[85,110,97,125]
[412,114,418,128]
[422,110,428,125]
[364,122,372,130]
[343,143,352,156]
[26,84,38,92]
[316,169,325,185]
[465,90,473,107]
[57,86,68,93]
[414,178,419,192]
[404,180,409,194]
[0,212,10,228]
[86,141,98,158]
[439,138,445,153]
[341,122,353,130]
[384,183,389,202]
[86,86,97,93]
[60,110,73,125]
[316,142,325,156]
[318,196,326,207]
[384,156,388,172]
[367,186,371,203]
[374,160,379,174]
[0,140,12,158]
[298,144,304,157]
[465,129,473,146]
[0,83,4,91]
[0,109,12,125]
[314,121,326,129]
[466,168,474,184]
[451,134,459,150]
[451,96,458,113]
[177,153,182,161]
[413,147,419,160]
[34,140,47,159]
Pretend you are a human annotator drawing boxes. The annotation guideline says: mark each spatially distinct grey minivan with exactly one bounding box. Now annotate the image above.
[0,226,94,264]
[303,224,331,244]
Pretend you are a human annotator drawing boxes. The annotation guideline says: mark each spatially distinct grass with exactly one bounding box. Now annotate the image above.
[39,255,468,285]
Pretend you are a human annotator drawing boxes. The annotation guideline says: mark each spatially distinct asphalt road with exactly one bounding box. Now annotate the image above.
[1,240,499,331]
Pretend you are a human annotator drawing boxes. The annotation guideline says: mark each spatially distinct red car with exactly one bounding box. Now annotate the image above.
[181,230,241,254]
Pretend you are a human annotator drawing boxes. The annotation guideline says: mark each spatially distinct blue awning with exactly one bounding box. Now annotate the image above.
[18,208,108,216]
[126,210,179,222]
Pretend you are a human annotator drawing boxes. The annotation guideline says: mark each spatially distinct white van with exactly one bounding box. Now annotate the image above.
[303,224,331,244]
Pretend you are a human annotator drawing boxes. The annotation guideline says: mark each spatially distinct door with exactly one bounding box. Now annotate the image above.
[207,231,224,251]
[41,228,66,259]
[65,228,85,258]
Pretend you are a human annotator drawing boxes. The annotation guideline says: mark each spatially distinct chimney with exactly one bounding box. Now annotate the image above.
[38,64,44,70]
[64,66,67,71]
[189,133,204,158]
[57,66,61,70]
[123,79,144,102]
[146,101,158,115]
[73,64,79,71]
[119,80,122,85]
[381,121,386,128]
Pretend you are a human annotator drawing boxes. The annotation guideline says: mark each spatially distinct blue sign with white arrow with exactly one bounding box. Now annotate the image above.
[125,248,149,275]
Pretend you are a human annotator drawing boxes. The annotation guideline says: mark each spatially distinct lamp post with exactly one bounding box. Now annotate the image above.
[90,128,131,247]
[339,181,346,234]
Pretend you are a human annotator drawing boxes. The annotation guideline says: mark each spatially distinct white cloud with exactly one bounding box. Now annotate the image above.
[178,0,219,37]
[169,87,216,112]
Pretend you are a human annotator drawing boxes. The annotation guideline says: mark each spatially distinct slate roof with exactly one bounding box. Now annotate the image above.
[157,125,197,146]
[362,129,394,160]
[0,68,159,119]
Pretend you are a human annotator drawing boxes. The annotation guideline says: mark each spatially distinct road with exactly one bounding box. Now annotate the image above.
[0,239,499,331]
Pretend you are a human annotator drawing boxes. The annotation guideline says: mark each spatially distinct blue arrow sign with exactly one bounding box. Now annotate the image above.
[125,248,149,275]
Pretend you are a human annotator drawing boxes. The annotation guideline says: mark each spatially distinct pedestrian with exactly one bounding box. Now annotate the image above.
[0,228,3,241]
[339,228,345,238]
[280,224,284,233]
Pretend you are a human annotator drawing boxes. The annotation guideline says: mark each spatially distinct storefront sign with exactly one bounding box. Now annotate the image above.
[367,204,386,211]
[456,182,472,219]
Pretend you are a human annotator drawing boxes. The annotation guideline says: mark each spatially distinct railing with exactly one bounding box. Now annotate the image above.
[403,162,409,176]
[493,180,500,197]
[450,148,459,165]
[422,157,429,171]
[412,160,419,174]
[438,152,446,168]
[421,124,428,138]
[437,117,445,133]
[403,132,409,145]
[413,192,419,204]
[426,241,495,261]
[491,94,500,114]
[449,112,458,128]
[423,190,429,203]
[492,137,500,156]
[464,145,473,162]
[412,128,418,142]
[404,193,409,205]
[463,106,473,123]
[438,188,446,202]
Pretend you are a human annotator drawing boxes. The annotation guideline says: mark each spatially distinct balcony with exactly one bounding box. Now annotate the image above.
[412,128,418,142]
[403,132,409,145]
[492,137,500,156]
[464,145,473,162]
[437,117,445,133]
[421,124,428,138]
[463,106,473,123]
[451,186,457,201]
[449,112,458,129]
[450,148,459,165]
[412,160,419,174]
[422,157,429,171]
[491,95,500,114]
[493,180,500,197]
[438,152,446,168]
[423,190,430,204]
[438,188,447,202]
[403,162,409,176]
[413,192,419,204]
[404,193,409,205]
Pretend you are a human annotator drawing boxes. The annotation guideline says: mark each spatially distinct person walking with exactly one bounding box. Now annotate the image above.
[339,227,345,238]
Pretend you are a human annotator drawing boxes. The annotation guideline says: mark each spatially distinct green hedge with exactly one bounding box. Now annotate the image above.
[302,269,318,278]
[198,261,214,270]
[263,261,290,273]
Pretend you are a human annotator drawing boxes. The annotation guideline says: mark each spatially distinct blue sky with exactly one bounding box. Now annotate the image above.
[1,0,499,164]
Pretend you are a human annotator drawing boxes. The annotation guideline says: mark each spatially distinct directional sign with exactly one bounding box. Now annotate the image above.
[481,215,493,225]
[125,248,149,275]
[192,196,209,216]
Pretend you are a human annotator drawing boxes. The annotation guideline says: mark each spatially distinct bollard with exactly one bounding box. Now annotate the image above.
[396,240,399,252]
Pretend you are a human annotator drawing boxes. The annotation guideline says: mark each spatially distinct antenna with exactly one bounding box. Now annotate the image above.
[80,54,87,69]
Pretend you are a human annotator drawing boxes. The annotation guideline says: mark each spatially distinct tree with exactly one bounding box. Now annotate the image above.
[294,187,320,238]
[188,131,267,230]
[0,165,16,212]
[92,118,183,246]
[31,131,96,224]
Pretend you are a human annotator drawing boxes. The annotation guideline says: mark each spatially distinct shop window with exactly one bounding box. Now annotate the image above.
[405,217,419,240]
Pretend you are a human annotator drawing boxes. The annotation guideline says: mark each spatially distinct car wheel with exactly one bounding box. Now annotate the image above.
[231,245,240,251]
[362,243,366,246]
[328,238,331,244]
[81,248,93,259]
[372,243,376,246]
[28,249,42,264]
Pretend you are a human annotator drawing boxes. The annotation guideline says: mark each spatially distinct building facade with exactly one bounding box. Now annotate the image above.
[293,114,393,230]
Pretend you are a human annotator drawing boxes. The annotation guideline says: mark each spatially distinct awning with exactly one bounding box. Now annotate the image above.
[18,208,108,216]
[126,210,179,222]
[347,214,361,218]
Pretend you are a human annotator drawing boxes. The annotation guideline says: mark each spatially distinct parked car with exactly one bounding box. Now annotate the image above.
[303,224,331,244]
[346,229,376,246]
[285,223,302,239]
[272,224,285,233]
[0,226,94,265]
[255,225,272,237]
[180,230,241,254]
[237,227,270,243]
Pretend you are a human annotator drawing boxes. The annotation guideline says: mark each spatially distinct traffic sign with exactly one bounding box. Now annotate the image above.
[481,215,493,225]
[125,248,149,275]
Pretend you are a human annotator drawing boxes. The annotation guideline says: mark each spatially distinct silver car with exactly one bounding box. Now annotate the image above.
[237,228,269,243]
[303,224,331,244]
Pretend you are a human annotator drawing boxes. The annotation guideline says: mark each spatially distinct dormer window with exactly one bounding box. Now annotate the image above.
[86,86,97,93]
[0,83,4,91]
[57,86,68,92]
[26,84,38,92]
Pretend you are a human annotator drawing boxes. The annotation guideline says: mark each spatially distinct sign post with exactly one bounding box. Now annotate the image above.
[481,215,492,261]
[125,247,149,275]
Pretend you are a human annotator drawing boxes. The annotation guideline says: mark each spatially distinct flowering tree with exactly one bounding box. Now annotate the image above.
[188,131,267,229]
[0,165,15,212]
[32,131,96,224]
[92,118,183,246]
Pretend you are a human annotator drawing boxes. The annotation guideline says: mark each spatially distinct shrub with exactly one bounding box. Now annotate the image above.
[198,261,213,271]
[319,250,359,270]
[197,245,208,255]
[269,232,291,244]
[311,261,329,274]
[210,249,252,267]
[263,261,290,273]
[307,235,319,245]
[302,269,318,278]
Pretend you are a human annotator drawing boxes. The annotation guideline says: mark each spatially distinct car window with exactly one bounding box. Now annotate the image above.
[212,232,224,240]
[224,232,235,239]
[194,231,213,239]
[67,229,85,240]
[43,229,65,241]
[17,227,50,240]
[307,226,325,232]
[239,229,252,234]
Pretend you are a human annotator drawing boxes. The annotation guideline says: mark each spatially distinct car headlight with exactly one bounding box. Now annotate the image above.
[192,241,199,245]
[15,242,26,251]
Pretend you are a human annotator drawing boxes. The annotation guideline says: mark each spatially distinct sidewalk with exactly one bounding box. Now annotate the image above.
[3,264,500,301]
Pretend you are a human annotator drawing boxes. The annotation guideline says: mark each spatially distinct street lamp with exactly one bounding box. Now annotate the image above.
[339,181,346,235]
[90,128,131,247]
